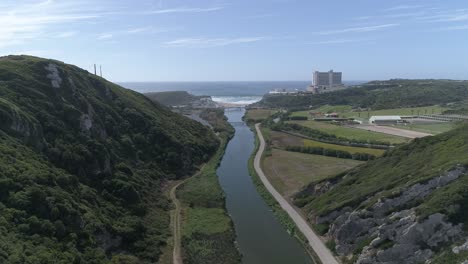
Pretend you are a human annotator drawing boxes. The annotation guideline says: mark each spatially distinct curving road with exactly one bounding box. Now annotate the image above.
[254,124,339,264]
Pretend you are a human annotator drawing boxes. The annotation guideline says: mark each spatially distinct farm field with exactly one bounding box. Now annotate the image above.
[395,122,456,134]
[263,149,363,197]
[290,105,448,121]
[287,120,408,144]
[303,139,386,156]
[269,130,386,156]
[290,105,353,118]
[245,109,277,121]
[341,105,448,120]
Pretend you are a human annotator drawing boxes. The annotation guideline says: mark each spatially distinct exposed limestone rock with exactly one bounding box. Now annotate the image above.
[453,239,468,254]
[45,63,62,88]
[357,213,463,264]
[80,114,93,131]
[371,167,466,218]
[315,206,352,224]
[317,167,467,264]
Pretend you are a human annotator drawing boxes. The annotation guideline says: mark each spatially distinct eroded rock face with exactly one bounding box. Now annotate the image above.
[45,63,62,88]
[357,213,463,264]
[318,167,467,264]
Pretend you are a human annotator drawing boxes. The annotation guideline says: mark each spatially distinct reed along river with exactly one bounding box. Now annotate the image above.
[217,108,313,264]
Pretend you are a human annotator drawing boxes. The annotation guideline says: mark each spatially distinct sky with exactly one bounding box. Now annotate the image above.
[1,0,468,82]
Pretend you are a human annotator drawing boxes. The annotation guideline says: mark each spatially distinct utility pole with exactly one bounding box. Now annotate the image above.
[94,64,97,75]
[100,65,102,77]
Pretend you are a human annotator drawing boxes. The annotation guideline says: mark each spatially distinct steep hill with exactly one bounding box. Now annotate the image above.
[255,79,468,110]
[0,55,219,263]
[145,91,218,108]
[294,124,468,263]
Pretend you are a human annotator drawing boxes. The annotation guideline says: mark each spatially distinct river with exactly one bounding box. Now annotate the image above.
[217,108,313,264]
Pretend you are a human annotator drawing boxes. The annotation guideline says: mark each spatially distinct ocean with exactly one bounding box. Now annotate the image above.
[119,81,366,105]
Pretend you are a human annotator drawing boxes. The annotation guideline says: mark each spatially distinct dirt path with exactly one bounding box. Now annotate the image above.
[170,166,205,264]
[354,125,432,138]
[254,124,340,264]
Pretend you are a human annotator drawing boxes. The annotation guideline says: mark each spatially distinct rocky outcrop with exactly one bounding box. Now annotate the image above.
[45,63,62,88]
[317,167,467,264]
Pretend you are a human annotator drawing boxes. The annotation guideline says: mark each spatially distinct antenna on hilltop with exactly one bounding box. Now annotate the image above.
[100,65,102,77]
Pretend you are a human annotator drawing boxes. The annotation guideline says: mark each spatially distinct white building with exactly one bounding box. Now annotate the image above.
[369,116,402,125]
[307,69,345,94]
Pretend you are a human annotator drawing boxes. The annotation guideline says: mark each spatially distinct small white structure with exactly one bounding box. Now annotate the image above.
[369,116,402,125]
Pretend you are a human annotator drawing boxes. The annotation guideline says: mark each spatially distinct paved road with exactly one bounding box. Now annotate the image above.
[254,124,339,264]
[354,125,432,138]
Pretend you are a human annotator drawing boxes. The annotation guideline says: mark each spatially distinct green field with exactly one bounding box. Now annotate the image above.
[341,105,448,120]
[245,109,277,121]
[287,120,408,144]
[263,149,363,196]
[290,105,448,121]
[290,105,353,119]
[395,122,456,134]
[269,130,386,156]
[303,139,386,156]
[177,135,241,264]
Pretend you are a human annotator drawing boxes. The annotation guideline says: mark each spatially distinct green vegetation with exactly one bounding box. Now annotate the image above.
[274,122,394,147]
[303,139,386,156]
[247,126,313,253]
[286,145,377,161]
[395,122,456,134]
[287,120,408,144]
[290,105,353,118]
[199,108,235,134]
[145,91,204,106]
[340,105,448,120]
[0,55,220,263]
[244,108,277,123]
[431,247,468,264]
[177,113,241,264]
[256,79,468,110]
[295,124,468,223]
[263,149,363,196]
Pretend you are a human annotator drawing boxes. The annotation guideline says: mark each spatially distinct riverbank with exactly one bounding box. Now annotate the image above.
[218,108,313,264]
[253,123,339,264]
[176,110,241,264]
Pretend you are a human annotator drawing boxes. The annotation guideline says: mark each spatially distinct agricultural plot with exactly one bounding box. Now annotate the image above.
[245,109,277,121]
[396,122,456,135]
[263,149,363,197]
[269,130,386,156]
[287,120,408,144]
[341,105,448,120]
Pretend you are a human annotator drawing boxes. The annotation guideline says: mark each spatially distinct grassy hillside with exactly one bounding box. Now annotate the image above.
[296,124,468,217]
[293,124,468,263]
[0,55,220,263]
[145,91,210,107]
[255,79,468,110]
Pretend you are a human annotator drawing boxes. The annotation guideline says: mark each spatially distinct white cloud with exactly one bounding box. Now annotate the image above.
[163,37,265,48]
[0,0,100,48]
[305,39,371,45]
[385,5,423,11]
[418,9,468,23]
[145,7,224,15]
[98,33,113,40]
[315,24,399,35]
[56,31,77,38]
[436,24,468,31]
